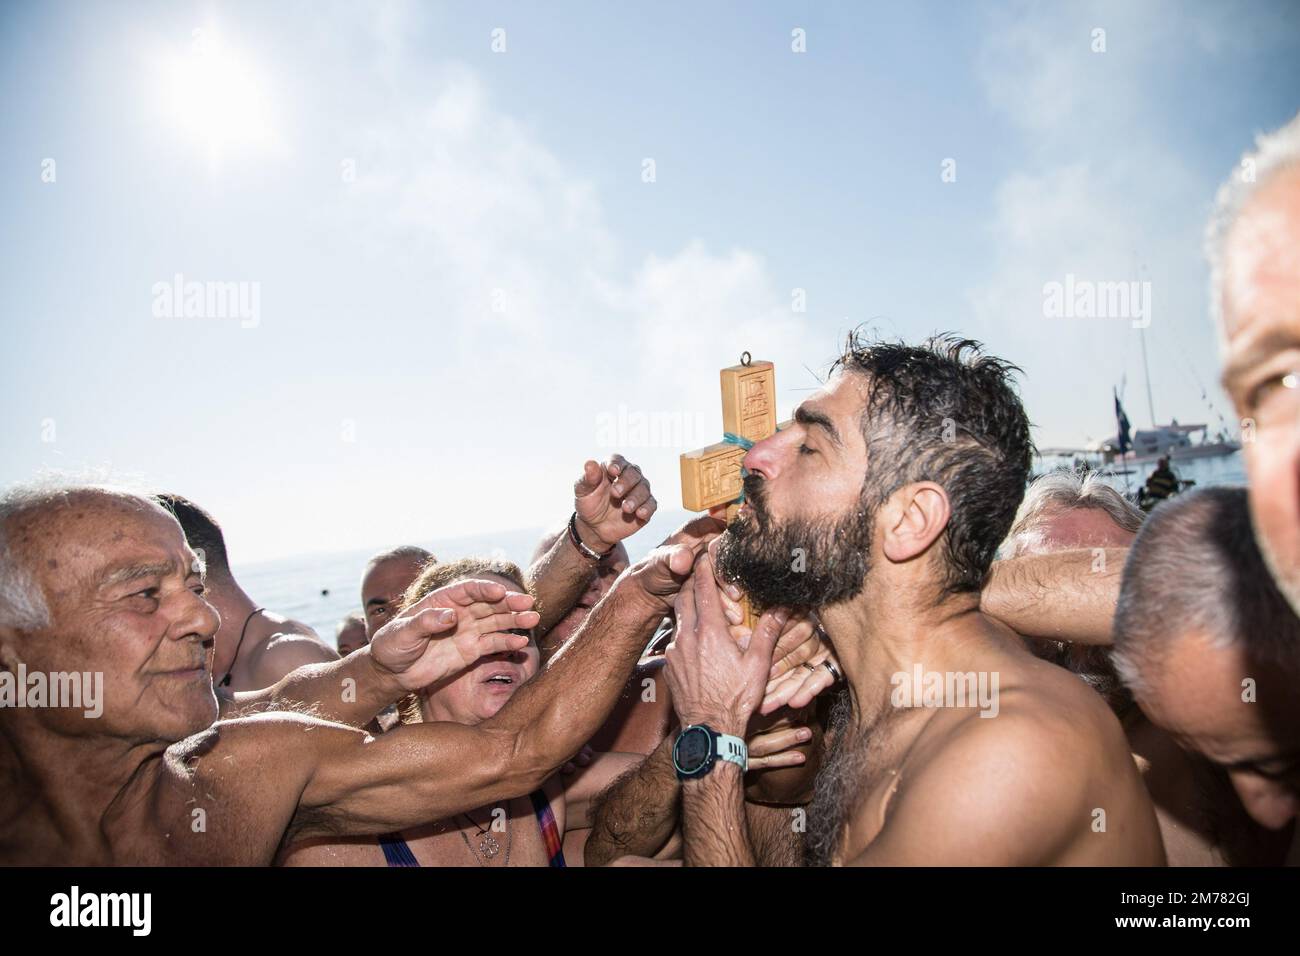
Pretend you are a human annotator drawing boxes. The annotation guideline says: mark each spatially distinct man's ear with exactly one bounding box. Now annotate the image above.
[881,482,951,564]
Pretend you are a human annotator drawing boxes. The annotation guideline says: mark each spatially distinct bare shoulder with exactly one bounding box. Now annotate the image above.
[861,662,1152,864]
[150,714,368,864]
[256,630,339,664]
[261,613,321,640]
[915,660,1132,797]
[999,655,1123,735]
[912,684,1095,800]
[169,711,366,788]
[246,626,339,687]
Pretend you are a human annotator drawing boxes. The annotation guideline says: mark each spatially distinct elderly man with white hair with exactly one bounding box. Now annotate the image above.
[0,478,703,864]
[1001,469,1143,560]
[1209,110,1300,615]
[998,469,1142,712]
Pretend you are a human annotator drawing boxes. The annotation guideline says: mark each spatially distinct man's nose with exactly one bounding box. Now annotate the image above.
[743,430,789,481]
[171,589,221,643]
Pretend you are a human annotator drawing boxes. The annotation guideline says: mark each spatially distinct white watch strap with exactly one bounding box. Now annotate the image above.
[716,732,748,772]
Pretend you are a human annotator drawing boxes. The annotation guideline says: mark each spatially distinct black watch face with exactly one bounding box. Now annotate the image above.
[676,726,712,772]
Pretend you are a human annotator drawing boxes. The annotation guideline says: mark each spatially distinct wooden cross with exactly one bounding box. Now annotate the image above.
[680,353,779,629]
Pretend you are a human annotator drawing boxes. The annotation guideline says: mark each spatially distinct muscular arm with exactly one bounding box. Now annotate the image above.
[585,606,828,861]
[585,735,680,866]
[529,529,598,653]
[218,645,403,725]
[561,751,645,832]
[981,548,1125,645]
[287,562,684,841]
[681,762,755,867]
[585,714,816,866]
[747,800,802,866]
[594,734,782,867]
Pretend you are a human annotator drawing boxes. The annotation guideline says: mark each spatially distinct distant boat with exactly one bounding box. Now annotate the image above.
[1084,322,1241,467]
[1097,421,1240,465]
[1036,322,1241,473]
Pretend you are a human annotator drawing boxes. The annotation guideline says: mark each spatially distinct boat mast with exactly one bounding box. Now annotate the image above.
[1139,324,1157,427]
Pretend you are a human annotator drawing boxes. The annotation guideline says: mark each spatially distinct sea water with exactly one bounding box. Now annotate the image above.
[231,507,694,640]
[1045,450,1248,498]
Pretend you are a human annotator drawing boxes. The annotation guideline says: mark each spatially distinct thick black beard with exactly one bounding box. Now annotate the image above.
[714,474,875,610]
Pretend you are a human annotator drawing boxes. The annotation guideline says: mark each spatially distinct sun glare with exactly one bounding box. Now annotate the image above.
[158,26,276,163]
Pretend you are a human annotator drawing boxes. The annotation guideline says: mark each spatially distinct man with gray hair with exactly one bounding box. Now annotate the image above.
[1000,468,1141,713]
[1209,110,1300,616]
[1009,474,1290,863]
[0,479,705,864]
[1113,486,1300,851]
[1001,468,1143,560]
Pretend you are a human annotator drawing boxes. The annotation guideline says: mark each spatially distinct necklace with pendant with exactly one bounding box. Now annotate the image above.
[458,810,510,865]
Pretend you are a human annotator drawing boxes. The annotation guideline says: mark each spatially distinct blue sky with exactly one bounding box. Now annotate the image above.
[2,0,1298,561]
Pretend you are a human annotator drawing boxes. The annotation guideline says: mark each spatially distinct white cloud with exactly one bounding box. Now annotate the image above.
[247,4,820,557]
[968,0,1233,446]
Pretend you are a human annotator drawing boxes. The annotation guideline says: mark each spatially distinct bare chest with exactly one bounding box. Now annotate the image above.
[402,793,563,867]
[832,766,907,865]
[820,709,932,866]
[109,764,295,865]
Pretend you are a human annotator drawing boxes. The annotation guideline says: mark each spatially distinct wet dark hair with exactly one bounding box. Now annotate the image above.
[154,493,230,576]
[832,331,1034,595]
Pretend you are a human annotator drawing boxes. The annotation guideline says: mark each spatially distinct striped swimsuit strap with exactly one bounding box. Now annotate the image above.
[378,789,565,867]
[529,788,566,868]
[378,831,420,867]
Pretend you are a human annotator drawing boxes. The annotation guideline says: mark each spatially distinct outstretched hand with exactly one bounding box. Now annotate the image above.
[573,454,658,552]
[621,506,731,616]
[369,579,539,691]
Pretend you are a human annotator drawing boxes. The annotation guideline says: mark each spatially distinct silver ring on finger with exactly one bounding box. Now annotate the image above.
[822,659,843,683]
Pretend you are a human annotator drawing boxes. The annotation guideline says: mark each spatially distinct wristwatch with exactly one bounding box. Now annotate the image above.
[672,724,748,781]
